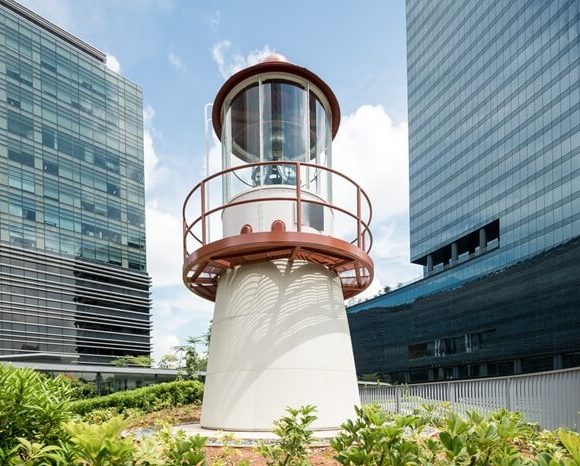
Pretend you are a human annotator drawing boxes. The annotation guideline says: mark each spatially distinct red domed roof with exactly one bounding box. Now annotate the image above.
[260,52,289,63]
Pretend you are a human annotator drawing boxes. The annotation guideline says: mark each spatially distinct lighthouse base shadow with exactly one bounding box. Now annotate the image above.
[200,259,360,432]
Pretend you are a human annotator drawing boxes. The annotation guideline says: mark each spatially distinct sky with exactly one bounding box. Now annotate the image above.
[19,0,422,362]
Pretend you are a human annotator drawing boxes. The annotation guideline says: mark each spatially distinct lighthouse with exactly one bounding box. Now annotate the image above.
[182,54,373,432]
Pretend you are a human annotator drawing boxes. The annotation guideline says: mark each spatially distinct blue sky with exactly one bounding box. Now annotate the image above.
[20,0,421,360]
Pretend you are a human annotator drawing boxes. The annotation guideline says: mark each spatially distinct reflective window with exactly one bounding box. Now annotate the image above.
[222,76,332,200]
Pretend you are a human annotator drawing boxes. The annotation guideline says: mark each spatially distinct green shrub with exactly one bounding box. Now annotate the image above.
[6,419,209,466]
[8,438,64,466]
[63,376,98,400]
[0,364,73,450]
[331,404,425,465]
[62,416,135,465]
[0,368,207,465]
[157,426,207,466]
[83,407,121,424]
[412,402,451,428]
[257,405,317,466]
[558,430,580,464]
[70,380,204,416]
[330,403,579,466]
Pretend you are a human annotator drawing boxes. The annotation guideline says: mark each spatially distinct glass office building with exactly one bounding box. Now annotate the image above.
[0,0,151,365]
[348,0,580,382]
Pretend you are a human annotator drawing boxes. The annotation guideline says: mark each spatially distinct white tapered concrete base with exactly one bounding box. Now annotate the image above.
[200,259,360,431]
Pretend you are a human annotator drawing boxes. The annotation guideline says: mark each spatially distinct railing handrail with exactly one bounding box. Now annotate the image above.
[183,196,373,252]
[358,367,580,432]
[358,366,580,388]
[183,161,373,258]
[183,160,372,222]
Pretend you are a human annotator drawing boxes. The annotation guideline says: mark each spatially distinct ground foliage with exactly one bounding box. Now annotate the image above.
[331,403,580,465]
[0,365,73,451]
[70,379,204,416]
[1,366,579,465]
[257,405,317,466]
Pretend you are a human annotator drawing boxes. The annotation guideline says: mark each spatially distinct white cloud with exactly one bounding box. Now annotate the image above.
[105,53,121,73]
[151,291,214,361]
[331,105,407,240]
[168,52,184,70]
[333,104,409,223]
[146,204,182,288]
[211,40,276,78]
[143,104,171,190]
[332,105,421,289]
[153,333,180,363]
[142,103,212,360]
[209,10,221,31]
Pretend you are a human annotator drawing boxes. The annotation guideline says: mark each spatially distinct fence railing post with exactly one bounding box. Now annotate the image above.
[395,386,401,414]
[447,382,455,406]
[200,181,207,245]
[356,186,362,248]
[182,220,187,260]
[296,162,302,232]
[505,377,512,411]
[358,368,580,431]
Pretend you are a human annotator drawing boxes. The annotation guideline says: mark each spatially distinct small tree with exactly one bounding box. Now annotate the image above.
[158,353,178,369]
[172,336,207,379]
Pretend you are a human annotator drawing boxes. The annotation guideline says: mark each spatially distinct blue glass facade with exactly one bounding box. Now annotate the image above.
[350,0,580,313]
[409,0,580,275]
[347,0,580,381]
[0,1,151,364]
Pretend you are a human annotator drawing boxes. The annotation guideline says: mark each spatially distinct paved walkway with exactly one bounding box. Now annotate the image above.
[172,424,340,446]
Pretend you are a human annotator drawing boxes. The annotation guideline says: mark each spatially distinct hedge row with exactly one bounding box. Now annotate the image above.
[70,379,204,415]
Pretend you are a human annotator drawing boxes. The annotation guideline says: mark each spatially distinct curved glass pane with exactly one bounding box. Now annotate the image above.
[230,83,260,163]
[262,80,306,162]
[309,91,328,163]
[223,78,332,196]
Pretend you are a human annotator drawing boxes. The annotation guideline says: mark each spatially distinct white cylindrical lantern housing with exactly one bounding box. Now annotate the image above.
[220,73,334,238]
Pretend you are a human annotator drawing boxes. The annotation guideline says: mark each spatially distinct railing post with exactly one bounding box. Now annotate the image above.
[200,181,207,245]
[296,162,302,232]
[447,382,455,406]
[395,386,401,414]
[356,186,362,248]
[182,219,187,260]
[505,377,512,411]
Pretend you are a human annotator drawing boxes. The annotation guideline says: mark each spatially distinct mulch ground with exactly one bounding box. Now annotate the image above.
[128,405,341,464]
[205,446,340,465]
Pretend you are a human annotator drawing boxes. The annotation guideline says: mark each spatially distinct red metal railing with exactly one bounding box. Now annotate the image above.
[182,161,373,259]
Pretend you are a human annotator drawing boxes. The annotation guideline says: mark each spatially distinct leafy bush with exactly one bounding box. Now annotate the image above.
[63,376,98,400]
[156,425,207,466]
[331,404,425,465]
[3,417,209,466]
[0,367,207,465]
[332,403,578,466]
[559,430,580,464]
[257,405,317,466]
[70,380,204,416]
[0,364,73,450]
[62,416,135,465]
[2,365,579,466]
[82,408,121,424]
[412,402,451,428]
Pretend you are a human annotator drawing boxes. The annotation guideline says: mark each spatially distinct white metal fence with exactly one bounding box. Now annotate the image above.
[359,367,580,431]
